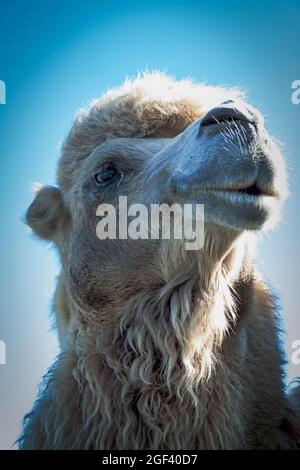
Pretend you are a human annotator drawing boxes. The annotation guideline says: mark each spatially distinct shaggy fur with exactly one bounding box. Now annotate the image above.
[20,72,300,449]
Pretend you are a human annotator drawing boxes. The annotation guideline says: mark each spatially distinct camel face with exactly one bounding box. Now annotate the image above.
[26,74,288,323]
[59,99,287,321]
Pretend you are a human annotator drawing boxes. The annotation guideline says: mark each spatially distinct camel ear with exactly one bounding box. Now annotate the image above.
[26,185,65,240]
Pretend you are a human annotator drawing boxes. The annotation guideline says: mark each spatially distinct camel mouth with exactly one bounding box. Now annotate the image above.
[170,179,280,230]
[171,180,277,200]
[235,183,262,196]
[213,182,276,198]
[190,183,280,231]
[204,184,278,205]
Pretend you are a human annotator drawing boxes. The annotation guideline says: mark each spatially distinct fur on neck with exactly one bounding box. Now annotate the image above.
[21,232,252,449]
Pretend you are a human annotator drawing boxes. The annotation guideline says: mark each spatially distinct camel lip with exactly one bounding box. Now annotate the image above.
[203,188,276,203]
[171,181,277,199]
[206,183,277,198]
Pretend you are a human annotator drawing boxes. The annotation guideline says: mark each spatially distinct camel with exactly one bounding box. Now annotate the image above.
[20,72,300,449]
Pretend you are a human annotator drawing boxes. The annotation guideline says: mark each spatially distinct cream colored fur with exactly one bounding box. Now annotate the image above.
[20,72,300,449]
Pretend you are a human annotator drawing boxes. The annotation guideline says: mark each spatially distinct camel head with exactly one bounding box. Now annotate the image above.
[25,73,288,340]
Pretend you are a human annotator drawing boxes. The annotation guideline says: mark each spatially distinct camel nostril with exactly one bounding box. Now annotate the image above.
[201,114,243,127]
[200,104,257,131]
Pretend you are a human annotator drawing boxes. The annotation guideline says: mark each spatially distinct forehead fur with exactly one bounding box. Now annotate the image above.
[58,72,244,188]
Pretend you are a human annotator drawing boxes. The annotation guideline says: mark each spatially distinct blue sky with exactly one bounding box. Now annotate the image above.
[0,0,299,449]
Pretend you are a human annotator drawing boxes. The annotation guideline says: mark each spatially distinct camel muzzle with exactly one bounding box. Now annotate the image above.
[167,100,272,197]
[162,100,284,230]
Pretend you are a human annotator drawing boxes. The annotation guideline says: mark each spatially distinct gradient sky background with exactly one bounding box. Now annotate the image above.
[0,0,300,450]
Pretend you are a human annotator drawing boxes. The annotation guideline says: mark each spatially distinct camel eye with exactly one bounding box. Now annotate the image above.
[95,163,119,186]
